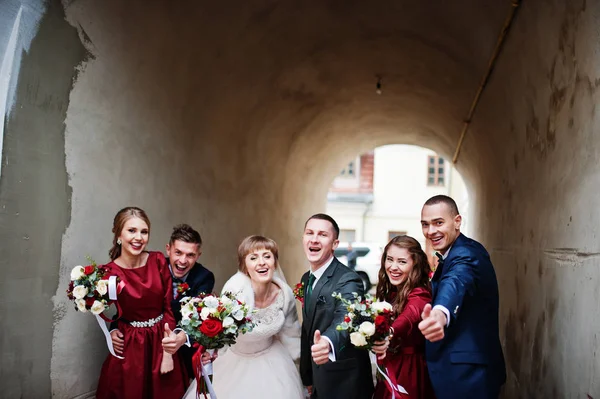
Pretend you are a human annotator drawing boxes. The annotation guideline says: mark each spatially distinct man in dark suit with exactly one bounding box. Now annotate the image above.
[161,224,215,376]
[111,224,215,376]
[418,195,506,399]
[300,213,374,399]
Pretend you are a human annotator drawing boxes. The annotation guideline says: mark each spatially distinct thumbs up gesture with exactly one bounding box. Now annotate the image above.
[160,323,175,374]
[418,304,447,342]
[162,323,186,354]
[311,330,331,365]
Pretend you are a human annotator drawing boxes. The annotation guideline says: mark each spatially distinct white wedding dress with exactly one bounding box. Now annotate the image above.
[182,272,304,399]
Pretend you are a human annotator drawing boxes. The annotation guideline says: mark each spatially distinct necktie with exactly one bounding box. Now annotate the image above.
[173,277,183,284]
[433,252,444,276]
[305,273,316,304]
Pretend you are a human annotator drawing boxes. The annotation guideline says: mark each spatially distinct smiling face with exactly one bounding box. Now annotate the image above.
[421,202,461,254]
[244,248,276,284]
[118,217,149,257]
[384,245,415,286]
[166,240,201,279]
[303,218,339,270]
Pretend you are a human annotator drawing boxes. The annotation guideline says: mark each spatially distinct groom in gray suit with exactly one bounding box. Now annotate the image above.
[300,213,374,399]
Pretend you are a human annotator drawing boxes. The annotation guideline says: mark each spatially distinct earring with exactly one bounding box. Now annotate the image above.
[117,238,122,245]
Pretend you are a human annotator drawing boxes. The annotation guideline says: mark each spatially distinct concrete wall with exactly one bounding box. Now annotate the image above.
[0,1,86,397]
[464,0,600,397]
[1,0,598,397]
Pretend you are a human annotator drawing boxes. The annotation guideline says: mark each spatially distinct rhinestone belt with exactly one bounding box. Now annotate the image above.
[129,314,164,328]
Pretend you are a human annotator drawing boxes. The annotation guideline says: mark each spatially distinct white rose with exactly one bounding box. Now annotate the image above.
[232,309,245,321]
[359,321,376,337]
[90,300,105,315]
[203,296,219,308]
[208,307,218,316]
[348,312,355,319]
[73,285,88,300]
[200,307,211,320]
[223,316,234,328]
[350,332,368,347]
[76,299,87,312]
[70,266,85,280]
[95,280,108,296]
[372,301,393,313]
[221,296,232,306]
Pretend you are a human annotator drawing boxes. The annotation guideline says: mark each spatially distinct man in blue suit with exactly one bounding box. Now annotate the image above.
[418,195,505,399]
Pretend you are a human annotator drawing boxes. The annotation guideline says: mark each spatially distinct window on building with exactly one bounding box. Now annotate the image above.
[427,155,446,186]
[339,229,356,242]
[388,231,407,241]
[339,158,359,178]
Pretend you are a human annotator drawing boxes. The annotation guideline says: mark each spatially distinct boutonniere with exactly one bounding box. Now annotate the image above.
[293,282,305,304]
[176,282,190,299]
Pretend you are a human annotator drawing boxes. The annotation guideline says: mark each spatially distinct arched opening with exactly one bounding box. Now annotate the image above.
[325,145,470,292]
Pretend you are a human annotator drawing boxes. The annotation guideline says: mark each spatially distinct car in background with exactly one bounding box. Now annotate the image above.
[335,242,383,292]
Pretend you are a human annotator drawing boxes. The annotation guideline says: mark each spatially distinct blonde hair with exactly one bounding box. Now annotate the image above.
[237,235,280,274]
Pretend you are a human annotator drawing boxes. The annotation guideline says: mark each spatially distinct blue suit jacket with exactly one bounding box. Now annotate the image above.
[427,233,506,399]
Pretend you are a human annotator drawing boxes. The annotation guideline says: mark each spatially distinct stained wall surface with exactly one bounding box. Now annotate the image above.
[0,0,598,397]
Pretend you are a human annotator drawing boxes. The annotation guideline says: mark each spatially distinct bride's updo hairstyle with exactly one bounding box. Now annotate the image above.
[237,235,280,274]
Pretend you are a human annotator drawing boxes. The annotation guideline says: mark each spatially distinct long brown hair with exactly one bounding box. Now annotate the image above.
[237,235,280,274]
[109,207,151,260]
[376,235,430,314]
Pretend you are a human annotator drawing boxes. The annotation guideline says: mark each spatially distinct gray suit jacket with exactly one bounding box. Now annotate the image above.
[300,257,374,399]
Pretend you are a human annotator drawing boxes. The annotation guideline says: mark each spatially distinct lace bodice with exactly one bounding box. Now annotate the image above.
[230,290,285,356]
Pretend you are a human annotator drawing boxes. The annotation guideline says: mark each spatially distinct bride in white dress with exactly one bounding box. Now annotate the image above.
[182,235,304,399]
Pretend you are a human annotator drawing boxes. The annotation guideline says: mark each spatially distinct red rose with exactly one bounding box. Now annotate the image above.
[85,297,95,307]
[84,265,95,275]
[375,315,390,335]
[199,318,223,338]
[344,316,351,323]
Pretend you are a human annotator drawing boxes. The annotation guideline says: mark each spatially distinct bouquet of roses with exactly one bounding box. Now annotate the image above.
[66,257,121,317]
[179,292,255,398]
[66,257,124,358]
[333,292,408,397]
[332,292,394,349]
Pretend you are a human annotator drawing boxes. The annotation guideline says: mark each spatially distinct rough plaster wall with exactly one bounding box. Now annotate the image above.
[0,0,85,397]
[464,0,600,397]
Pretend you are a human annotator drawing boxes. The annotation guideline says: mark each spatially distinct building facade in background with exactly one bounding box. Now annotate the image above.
[327,145,470,249]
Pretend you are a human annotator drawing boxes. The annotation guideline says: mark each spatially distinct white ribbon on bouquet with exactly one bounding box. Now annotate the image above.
[95,276,124,359]
[370,352,408,398]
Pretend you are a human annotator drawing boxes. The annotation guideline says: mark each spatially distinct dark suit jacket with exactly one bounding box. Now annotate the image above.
[109,260,215,377]
[300,257,374,399]
[427,233,506,399]
[169,260,215,377]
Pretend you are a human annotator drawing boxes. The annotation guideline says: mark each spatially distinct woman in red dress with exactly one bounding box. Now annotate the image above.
[372,235,436,399]
[96,207,188,399]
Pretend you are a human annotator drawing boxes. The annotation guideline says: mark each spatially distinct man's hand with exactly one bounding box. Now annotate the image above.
[418,304,447,342]
[161,323,186,354]
[306,386,313,396]
[371,337,390,360]
[311,330,331,365]
[110,329,124,355]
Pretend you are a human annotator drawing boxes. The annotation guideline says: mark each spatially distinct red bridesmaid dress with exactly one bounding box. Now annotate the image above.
[374,287,436,399]
[96,251,188,399]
